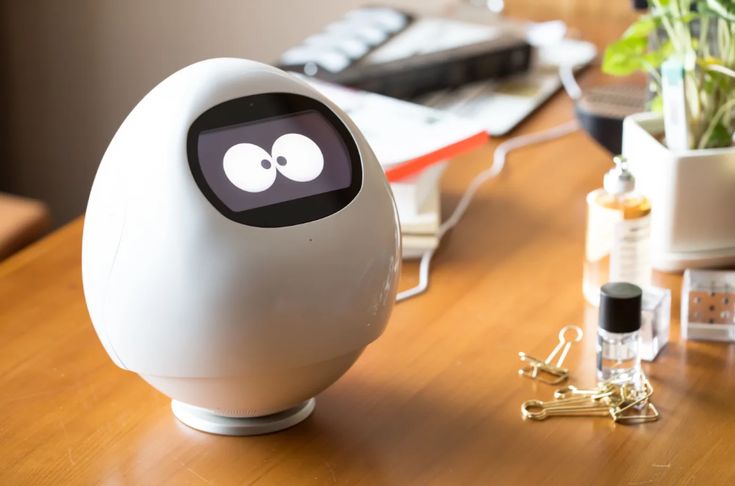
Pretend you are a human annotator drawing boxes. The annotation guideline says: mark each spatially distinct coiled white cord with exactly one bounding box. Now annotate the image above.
[395,119,581,302]
[558,64,583,101]
[395,64,583,303]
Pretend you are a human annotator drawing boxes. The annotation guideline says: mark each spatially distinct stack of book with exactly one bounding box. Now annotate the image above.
[390,162,446,259]
[304,78,487,259]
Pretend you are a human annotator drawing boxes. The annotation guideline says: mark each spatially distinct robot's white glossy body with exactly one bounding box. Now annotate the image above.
[82,58,400,434]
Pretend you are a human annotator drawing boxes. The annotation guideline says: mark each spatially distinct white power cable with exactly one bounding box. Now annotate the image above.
[396,119,580,302]
[558,64,583,101]
[395,65,583,303]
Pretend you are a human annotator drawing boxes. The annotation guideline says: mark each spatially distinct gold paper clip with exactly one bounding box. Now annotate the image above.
[610,379,660,424]
[518,325,583,385]
[612,402,660,424]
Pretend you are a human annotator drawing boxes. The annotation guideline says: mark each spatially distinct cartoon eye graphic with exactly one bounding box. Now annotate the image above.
[271,133,324,182]
[222,143,276,193]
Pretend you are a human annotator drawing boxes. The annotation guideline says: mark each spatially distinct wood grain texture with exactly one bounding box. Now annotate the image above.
[2,5,735,485]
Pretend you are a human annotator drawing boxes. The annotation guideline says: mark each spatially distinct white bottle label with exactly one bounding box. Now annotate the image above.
[610,214,651,286]
[585,203,622,262]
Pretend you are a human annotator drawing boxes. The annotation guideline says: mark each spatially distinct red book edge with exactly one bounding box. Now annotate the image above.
[384,131,489,182]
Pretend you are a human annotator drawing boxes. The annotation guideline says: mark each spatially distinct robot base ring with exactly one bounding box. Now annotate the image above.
[171,398,316,436]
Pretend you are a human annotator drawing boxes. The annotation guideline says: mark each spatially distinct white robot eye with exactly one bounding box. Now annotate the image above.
[271,133,324,182]
[222,143,277,193]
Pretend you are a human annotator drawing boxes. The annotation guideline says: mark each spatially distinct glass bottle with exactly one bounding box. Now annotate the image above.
[596,282,642,384]
[583,156,651,306]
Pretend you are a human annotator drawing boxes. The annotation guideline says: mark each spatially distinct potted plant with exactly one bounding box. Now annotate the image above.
[603,0,735,271]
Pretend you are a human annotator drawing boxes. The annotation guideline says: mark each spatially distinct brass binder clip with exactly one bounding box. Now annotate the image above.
[518,325,583,385]
[554,382,618,401]
[521,395,612,421]
[521,375,661,424]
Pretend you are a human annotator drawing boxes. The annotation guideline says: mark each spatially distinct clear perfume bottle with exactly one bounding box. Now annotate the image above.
[583,156,651,306]
[596,282,642,384]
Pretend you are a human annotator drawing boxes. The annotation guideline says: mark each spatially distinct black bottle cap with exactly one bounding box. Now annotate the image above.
[599,282,642,333]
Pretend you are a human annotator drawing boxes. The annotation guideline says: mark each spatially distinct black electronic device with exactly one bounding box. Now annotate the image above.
[277,6,532,100]
[575,85,648,154]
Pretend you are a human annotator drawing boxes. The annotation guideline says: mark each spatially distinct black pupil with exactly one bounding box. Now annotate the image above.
[261,159,271,169]
[276,156,287,166]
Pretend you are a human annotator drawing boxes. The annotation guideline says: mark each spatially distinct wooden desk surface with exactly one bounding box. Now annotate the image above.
[3,15,735,486]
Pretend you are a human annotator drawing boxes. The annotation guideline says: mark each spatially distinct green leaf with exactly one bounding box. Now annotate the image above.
[622,16,658,40]
[643,40,674,68]
[702,120,733,147]
[602,36,649,76]
[703,68,733,92]
[649,93,664,112]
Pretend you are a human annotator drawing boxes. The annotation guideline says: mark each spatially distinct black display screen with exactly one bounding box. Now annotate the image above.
[188,93,362,227]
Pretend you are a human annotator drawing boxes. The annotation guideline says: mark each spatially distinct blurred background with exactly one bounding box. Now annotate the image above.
[0,0,636,231]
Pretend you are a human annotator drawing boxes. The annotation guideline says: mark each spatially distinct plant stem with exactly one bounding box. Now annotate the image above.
[697,98,735,149]
[706,64,735,78]
[699,14,710,58]
[652,0,682,52]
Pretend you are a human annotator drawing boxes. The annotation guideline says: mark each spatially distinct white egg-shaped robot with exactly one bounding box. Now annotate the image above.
[82,58,400,435]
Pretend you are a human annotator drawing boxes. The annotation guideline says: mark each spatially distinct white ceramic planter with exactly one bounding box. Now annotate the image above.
[622,112,735,271]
